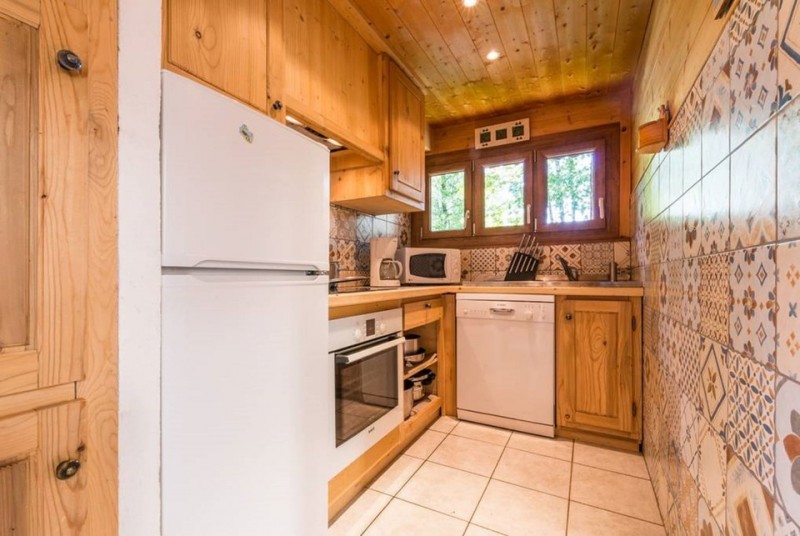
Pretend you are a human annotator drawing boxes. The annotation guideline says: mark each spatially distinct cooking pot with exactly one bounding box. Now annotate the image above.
[404,334,421,355]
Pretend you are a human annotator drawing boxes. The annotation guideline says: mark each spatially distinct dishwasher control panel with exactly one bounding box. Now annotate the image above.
[456,294,555,323]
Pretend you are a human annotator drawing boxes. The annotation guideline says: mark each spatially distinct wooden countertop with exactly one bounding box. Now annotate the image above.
[329,282,644,308]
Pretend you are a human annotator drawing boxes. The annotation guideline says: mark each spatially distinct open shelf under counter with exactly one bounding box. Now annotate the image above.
[403,353,438,380]
[401,394,441,435]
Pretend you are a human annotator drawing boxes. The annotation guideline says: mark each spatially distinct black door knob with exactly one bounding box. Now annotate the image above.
[565,313,573,320]
[55,459,81,480]
[56,50,83,73]
[272,100,283,111]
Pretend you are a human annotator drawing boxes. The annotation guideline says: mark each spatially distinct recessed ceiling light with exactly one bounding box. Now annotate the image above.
[486,49,500,61]
[463,0,477,7]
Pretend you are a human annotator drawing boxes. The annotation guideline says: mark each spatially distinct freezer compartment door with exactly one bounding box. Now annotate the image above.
[161,71,329,270]
[161,273,329,535]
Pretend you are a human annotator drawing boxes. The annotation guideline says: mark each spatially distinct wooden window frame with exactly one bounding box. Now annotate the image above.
[413,124,620,248]
[534,139,606,233]
[424,162,472,239]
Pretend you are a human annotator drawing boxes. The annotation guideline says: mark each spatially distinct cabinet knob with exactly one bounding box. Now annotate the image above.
[56,50,83,73]
[565,413,571,420]
[425,303,432,309]
[565,313,573,321]
[393,170,400,176]
[272,100,283,111]
[55,459,81,480]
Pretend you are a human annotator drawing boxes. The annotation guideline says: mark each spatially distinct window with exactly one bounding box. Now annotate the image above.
[534,139,606,232]
[424,163,472,238]
[415,124,620,247]
[474,153,531,236]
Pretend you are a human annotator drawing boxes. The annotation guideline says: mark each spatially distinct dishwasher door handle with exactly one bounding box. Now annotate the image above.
[489,307,515,314]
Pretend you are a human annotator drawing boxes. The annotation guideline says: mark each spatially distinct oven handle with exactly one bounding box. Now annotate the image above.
[335,337,405,365]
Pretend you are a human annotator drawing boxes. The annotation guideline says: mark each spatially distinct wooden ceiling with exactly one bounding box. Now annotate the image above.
[345,0,654,125]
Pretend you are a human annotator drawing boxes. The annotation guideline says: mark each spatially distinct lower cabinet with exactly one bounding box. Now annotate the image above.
[555,296,642,450]
[0,401,86,533]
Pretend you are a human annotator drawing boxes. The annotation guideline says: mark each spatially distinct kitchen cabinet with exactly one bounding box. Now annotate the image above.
[0,1,117,530]
[330,57,426,215]
[327,294,455,520]
[0,402,85,533]
[283,0,383,161]
[555,297,642,450]
[164,0,284,118]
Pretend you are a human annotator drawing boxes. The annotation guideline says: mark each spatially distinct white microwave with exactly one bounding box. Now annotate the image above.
[397,247,461,284]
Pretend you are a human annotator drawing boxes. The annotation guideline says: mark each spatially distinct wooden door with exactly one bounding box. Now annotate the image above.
[0,402,85,534]
[557,299,636,436]
[0,0,118,532]
[387,60,425,203]
[166,0,269,112]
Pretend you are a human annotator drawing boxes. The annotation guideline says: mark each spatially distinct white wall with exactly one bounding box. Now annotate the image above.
[118,0,162,533]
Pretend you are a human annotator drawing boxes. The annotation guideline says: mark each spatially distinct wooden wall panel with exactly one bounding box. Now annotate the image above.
[0,459,30,536]
[0,15,35,350]
[632,0,729,184]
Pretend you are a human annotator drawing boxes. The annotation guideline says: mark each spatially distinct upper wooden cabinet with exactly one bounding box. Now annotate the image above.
[330,57,426,215]
[283,0,383,161]
[387,61,425,203]
[556,297,642,449]
[165,0,285,117]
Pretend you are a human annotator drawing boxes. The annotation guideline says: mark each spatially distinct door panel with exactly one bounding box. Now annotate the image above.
[0,14,35,350]
[557,299,634,436]
[388,61,424,202]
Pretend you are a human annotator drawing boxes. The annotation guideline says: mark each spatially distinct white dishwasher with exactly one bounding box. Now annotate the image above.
[456,293,555,437]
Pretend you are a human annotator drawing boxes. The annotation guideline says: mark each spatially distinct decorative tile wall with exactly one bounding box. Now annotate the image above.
[329,205,410,285]
[330,206,631,284]
[633,1,800,532]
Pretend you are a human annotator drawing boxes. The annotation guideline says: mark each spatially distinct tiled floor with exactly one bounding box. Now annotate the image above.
[329,417,665,536]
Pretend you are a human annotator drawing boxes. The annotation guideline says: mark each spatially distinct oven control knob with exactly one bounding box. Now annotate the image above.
[353,328,363,340]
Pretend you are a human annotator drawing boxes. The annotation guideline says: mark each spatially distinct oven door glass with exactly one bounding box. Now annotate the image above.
[335,342,399,447]
[409,253,447,279]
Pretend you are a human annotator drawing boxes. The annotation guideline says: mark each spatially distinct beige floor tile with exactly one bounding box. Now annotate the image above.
[329,489,391,536]
[507,432,573,462]
[369,455,423,496]
[567,501,666,535]
[465,524,504,535]
[472,480,568,536]
[429,434,504,477]
[451,421,512,446]
[363,499,467,536]
[573,442,650,479]
[570,464,662,524]
[429,416,459,434]
[404,429,447,459]
[397,461,489,520]
[492,448,572,498]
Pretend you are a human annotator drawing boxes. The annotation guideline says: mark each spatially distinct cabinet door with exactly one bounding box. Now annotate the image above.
[387,61,425,203]
[557,300,635,436]
[0,402,86,534]
[166,0,269,111]
[0,0,92,394]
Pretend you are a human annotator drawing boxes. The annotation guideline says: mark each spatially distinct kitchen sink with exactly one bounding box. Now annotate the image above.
[461,280,642,289]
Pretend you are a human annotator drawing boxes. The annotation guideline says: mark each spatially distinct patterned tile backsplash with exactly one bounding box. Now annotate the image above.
[329,206,631,283]
[633,1,800,532]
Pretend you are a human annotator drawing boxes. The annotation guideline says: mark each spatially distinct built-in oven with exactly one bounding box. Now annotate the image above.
[328,308,404,477]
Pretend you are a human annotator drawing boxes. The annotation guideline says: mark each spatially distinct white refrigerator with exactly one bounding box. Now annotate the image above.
[160,71,330,535]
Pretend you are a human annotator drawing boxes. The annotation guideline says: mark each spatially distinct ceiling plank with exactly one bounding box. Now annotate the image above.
[521,0,563,96]
[487,0,542,101]
[554,0,589,96]
[587,0,620,91]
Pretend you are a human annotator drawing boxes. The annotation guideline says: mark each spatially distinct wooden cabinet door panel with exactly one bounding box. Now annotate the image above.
[167,0,268,111]
[388,61,424,203]
[0,401,86,535]
[0,0,92,392]
[557,299,634,435]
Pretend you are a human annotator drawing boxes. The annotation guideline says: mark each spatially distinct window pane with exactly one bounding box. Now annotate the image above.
[430,171,466,232]
[483,162,525,228]
[545,152,594,223]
